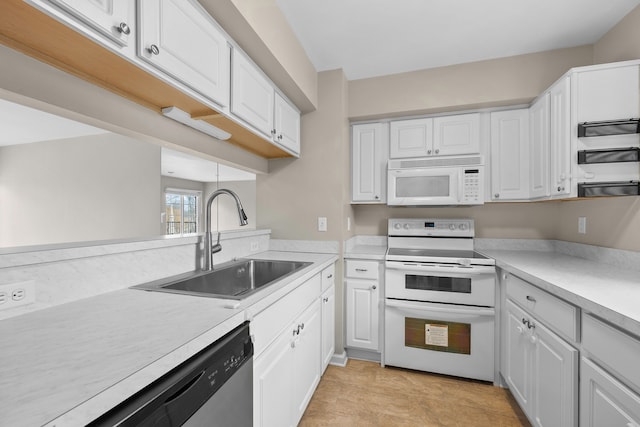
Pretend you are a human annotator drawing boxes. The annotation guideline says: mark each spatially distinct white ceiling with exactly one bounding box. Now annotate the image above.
[276,0,640,80]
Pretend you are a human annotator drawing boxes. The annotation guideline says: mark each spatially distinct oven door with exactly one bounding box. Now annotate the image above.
[387,167,460,206]
[384,299,494,381]
[385,261,495,307]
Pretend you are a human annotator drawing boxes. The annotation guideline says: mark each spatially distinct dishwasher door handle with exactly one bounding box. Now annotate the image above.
[163,370,206,405]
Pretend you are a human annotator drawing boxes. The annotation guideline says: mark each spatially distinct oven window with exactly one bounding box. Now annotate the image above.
[405,317,471,355]
[396,176,450,197]
[405,275,471,293]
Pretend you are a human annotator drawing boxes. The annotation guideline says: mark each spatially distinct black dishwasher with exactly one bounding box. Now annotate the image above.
[89,321,253,427]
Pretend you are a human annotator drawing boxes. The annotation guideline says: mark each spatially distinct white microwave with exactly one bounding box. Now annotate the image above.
[387,156,485,206]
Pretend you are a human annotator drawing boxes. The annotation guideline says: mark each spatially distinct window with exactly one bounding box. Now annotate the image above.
[165,190,201,235]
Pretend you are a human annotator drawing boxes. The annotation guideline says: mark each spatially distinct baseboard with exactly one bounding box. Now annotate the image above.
[329,351,348,367]
[345,348,381,363]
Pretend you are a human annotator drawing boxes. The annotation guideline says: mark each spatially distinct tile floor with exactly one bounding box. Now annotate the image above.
[300,359,531,427]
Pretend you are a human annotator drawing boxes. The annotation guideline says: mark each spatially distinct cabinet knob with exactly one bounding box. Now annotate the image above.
[435,149,440,154]
[300,322,305,330]
[271,129,277,135]
[529,335,537,344]
[375,195,380,200]
[557,186,562,192]
[278,134,283,140]
[372,285,377,290]
[427,149,432,154]
[323,297,328,303]
[526,295,536,303]
[494,193,500,198]
[148,44,160,55]
[327,274,333,279]
[116,22,131,35]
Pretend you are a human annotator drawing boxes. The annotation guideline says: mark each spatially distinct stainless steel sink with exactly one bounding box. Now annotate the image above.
[131,258,311,300]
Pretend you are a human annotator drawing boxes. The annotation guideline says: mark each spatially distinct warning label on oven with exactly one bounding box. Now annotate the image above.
[425,324,449,347]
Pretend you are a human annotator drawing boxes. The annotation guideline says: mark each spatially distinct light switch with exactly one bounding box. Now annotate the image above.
[318,217,327,232]
[578,217,587,234]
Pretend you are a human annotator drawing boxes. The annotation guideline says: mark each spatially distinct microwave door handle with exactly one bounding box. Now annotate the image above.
[457,170,463,203]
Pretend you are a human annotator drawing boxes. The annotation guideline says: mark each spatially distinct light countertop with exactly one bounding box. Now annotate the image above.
[482,249,640,337]
[0,251,337,427]
[344,244,387,260]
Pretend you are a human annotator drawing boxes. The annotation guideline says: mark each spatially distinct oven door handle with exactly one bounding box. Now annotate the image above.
[385,299,495,317]
[385,262,495,276]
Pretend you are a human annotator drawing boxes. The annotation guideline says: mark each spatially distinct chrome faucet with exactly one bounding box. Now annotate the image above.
[204,189,248,270]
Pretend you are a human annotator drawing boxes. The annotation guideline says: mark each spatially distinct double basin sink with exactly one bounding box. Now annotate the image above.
[132,258,311,300]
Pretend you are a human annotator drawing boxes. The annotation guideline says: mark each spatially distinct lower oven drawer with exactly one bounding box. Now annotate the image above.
[384,299,495,382]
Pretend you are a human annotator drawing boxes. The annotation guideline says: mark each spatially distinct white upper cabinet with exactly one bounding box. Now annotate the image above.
[138,0,230,108]
[231,48,274,136]
[529,94,550,199]
[45,0,133,48]
[231,50,301,156]
[352,122,388,203]
[274,92,301,154]
[549,76,571,198]
[433,113,481,156]
[490,109,530,201]
[389,118,433,158]
[390,113,480,158]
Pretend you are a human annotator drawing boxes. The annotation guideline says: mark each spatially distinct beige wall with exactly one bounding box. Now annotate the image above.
[257,70,350,352]
[348,46,594,120]
[593,5,640,64]
[0,133,161,248]
[206,180,257,231]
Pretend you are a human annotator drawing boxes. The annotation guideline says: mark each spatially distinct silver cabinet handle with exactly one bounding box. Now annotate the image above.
[526,295,536,303]
[494,193,500,198]
[300,322,305,330]
[323,297,329,303]
[372,285,377,290]
[355,268,368,272]
[326,274,333,279]
[557,186,562,192]
[435,149,439,154]
[148,44,160,55]
[271,129,277,135]
[427,149,432,154]
[278,134,283,140]
[116,22,131,35]
[375,195,380,200]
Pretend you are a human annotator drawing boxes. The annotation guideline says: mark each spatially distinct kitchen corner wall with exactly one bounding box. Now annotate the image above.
[257,69,352,353]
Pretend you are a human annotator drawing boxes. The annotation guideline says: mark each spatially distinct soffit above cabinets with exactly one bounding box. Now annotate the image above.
[0,0,295,160]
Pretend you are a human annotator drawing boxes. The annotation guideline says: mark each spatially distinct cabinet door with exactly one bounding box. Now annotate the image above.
[345,279,379,351]
[231,49,275,136]
[433,113,480,156]
[273,92,300,155]
[352,123,387,203]
[549,77,571,198]
[531,320,578,427]
[321,284,335,373]
[576,65,640,123]
[253,330,294,427]
[581,357,640,427]
[490,109,530,200]
[292,300,322,425]
[389,118,433,158]
[504,300,533,412]
[138,0,230,108]
[46,0,133,47]
[529,94,550,199]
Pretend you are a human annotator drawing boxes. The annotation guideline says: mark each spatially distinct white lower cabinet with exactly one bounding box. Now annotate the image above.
[254,299,321,427]
[321,284,335,373]
[345,278,379,350]
[502,274,579,427]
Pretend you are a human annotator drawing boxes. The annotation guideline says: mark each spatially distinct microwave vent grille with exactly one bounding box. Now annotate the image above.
[396,156,483,169]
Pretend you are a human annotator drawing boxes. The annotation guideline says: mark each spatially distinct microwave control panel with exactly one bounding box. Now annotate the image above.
[462,167,483,204]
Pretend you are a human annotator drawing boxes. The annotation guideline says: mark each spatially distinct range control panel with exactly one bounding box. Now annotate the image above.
[388,218,475,237]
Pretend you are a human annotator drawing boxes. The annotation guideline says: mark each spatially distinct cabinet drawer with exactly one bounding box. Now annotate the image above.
[321,264,335,292]
[506,274,579,342]
[345,260,379,280]
[251,274,321,357]
[583,313,640,392]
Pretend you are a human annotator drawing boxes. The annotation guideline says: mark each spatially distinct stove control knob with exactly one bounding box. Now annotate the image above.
[459,223,467,230]
[449,224,456,231]
[394,223,401,230]
[403,223,410,230]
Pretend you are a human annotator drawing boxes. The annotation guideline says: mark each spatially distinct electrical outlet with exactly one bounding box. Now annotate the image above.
[250,241,259,252]
[318,217,327,232]
[0,281,35,311]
